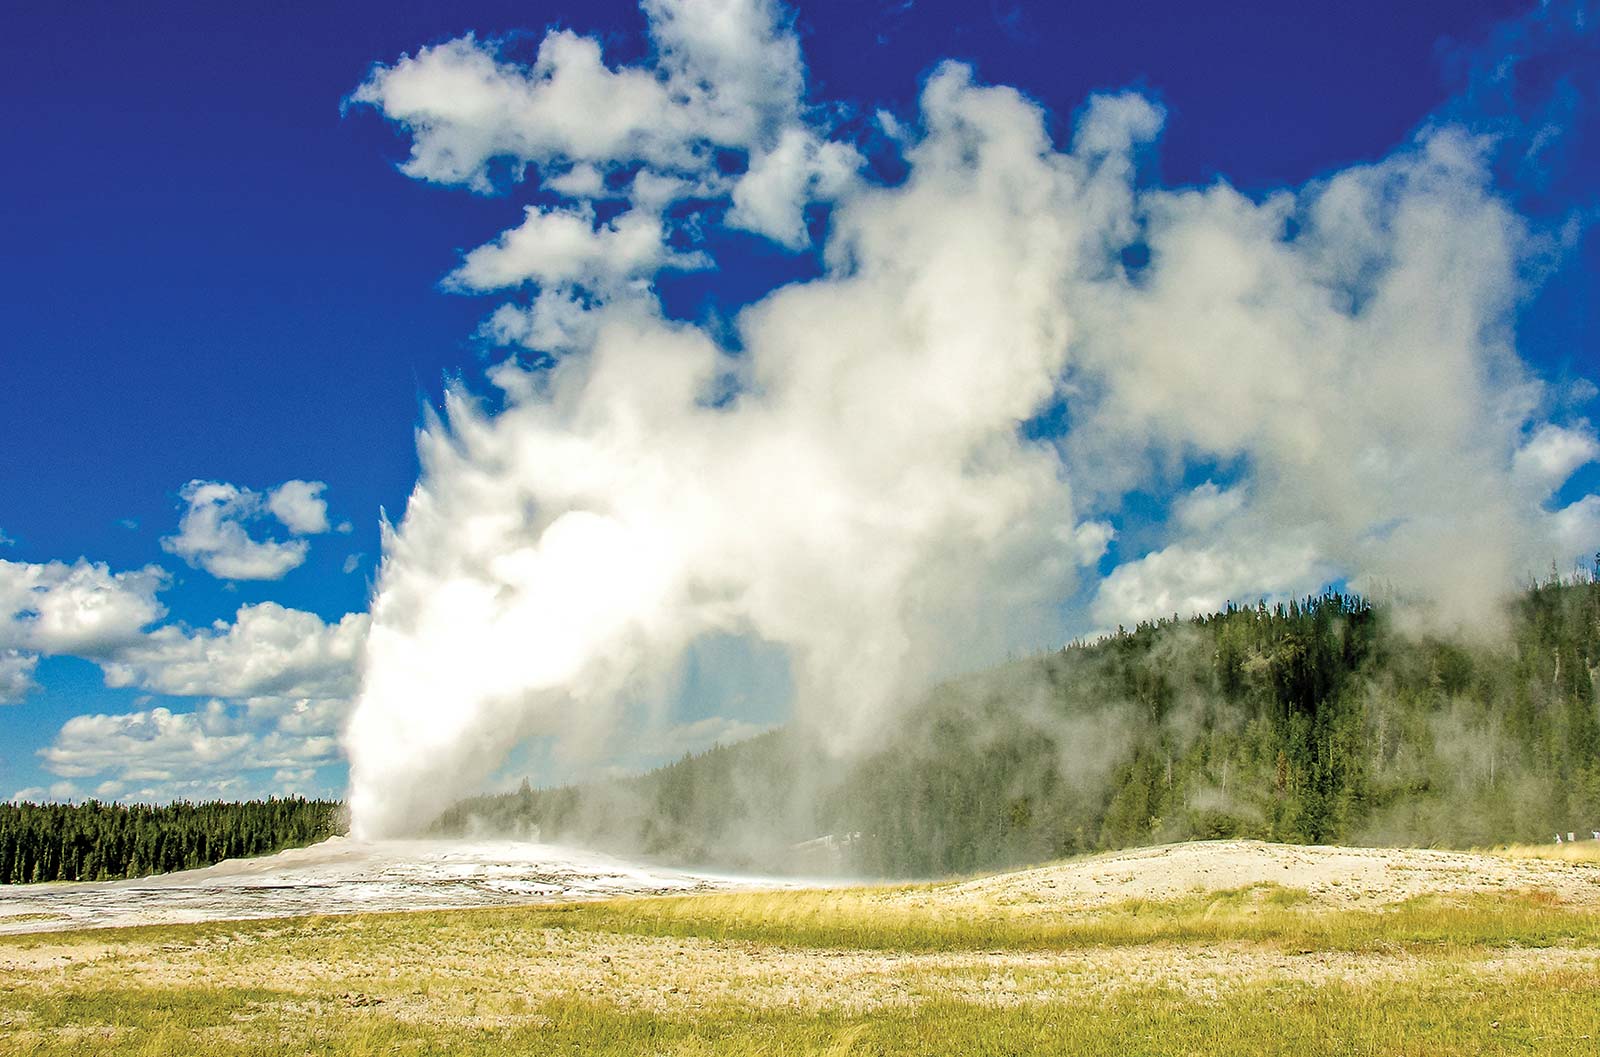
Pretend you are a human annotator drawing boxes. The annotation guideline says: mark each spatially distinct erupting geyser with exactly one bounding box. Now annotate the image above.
[343,0,1600,837]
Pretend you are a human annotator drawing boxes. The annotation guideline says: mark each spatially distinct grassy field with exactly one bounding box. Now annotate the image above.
[1488,841,1600,864]
[3,875,1600,1055]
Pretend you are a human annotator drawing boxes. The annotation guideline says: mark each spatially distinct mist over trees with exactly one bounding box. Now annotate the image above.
[437,577,1600,877]
[0,798,341,884]
[9,578,1597,885]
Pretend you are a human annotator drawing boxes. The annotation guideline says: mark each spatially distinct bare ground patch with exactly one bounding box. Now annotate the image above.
[930,839,1600,911]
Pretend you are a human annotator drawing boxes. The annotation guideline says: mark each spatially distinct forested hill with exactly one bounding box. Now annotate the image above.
[437,577,1600,877]
[0,798,342,884]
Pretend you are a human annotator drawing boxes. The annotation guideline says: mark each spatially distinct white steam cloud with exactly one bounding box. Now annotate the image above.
[344,0,1599,836]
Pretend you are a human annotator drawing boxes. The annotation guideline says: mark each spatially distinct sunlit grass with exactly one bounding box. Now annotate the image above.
[18,881,1595,956]
[1489,840,1600,864]
[5,970,1600,1056]
[4,878,1600,1056]
[519,882,1600,953]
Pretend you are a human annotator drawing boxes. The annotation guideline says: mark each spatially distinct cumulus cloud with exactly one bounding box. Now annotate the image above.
[349,32,681,190]
[26,597,360,802]
[162,479,332,581]
[350,0,856,352]
[37,700,342,800]
[0,550,364,704]
[0,649,38,705]
[1513,422,1600,494]
[447,204,701,293]
[9,781,85,804]
[99,603,367,700]
[1173,482,1246,533]
[1092,541,1332,630]
[351,0,805,191]
[33,602,365,799]
[0,548,364,802]
[42,703,254,781]
[265,479,331,535]
[0,558,166,656]
[727,128,862,248]
[1553,496,1600,567]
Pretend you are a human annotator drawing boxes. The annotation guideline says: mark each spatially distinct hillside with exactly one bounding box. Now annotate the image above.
[436,578,1600,876]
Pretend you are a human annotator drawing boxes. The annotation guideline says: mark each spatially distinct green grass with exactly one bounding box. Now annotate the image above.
[4,882,1599,1056]
[5,972,1600,1056]
[19,883,1596,956]
[515,884,1600,953]
[1488,841,1600,864]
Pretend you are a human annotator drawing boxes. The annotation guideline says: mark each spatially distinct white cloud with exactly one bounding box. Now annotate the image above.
[1552,496,1600,566]
[1072,91,1165,158]
[37,700,343,796]
[0,529,15,547]
[99,602,367,700]
[1513,422,1600,494]
[0,525,369,799]
[1091,541,1330,630]
[642,0,803,145]
[0,649,38,705]
[162,479,327,581]
[348,0,869,424]
[42,703,252,780]
[350,0,839,252]
[546,163,606,198]
[727,128,861,248]
[483,290,608,355]
[0,547,366,800]
[0,558,166,656]
[1173,482,1246,532]
[342,553,363,575]
[352,0,804,192]
[9,784,96,804]
[11,591,365,801]
[266,479,331,535]
[447,204,701,293]
[1068,520,1116,567]
[350,33,680,191]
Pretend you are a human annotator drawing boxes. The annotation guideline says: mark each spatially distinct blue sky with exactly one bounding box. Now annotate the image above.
[1,0,1595,810]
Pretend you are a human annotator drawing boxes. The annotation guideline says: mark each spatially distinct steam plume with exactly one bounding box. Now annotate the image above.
[345,0,1598,837]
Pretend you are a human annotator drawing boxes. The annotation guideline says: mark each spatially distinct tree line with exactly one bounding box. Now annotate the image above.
[0,797,342,884]
[12,576,1599,884]
[437,576,1600,877]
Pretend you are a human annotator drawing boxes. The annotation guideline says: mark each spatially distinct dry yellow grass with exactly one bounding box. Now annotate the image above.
[4,841,1600,1055]
[1488,840,1600,864]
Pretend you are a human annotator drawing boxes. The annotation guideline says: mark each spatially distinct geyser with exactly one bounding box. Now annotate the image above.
[343,0,1599,837]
